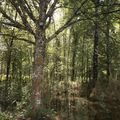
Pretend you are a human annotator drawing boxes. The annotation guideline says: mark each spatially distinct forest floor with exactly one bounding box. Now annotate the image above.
[1,79,120,120]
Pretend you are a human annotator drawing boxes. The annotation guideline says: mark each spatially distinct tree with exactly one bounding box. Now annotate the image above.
[0,0,88,115]
[87,0,100,98]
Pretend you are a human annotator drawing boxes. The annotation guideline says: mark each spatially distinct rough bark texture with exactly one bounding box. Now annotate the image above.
[32,28,46,113]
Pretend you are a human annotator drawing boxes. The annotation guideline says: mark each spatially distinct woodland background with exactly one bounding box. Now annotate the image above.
[0,0,120,120]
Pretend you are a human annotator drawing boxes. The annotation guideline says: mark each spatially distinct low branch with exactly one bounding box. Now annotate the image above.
[0,33,35,45]
[2,22,26,31]
[0,8,25,30]
[1,6,35,35]
[9,0,35,35]
[47,18,88,42]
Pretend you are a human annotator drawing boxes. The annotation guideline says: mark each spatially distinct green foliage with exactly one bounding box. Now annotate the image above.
[25,107,55,120]
[0,0,120,120]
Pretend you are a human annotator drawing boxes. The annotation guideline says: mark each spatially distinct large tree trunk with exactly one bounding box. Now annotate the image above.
[32,28,46,114]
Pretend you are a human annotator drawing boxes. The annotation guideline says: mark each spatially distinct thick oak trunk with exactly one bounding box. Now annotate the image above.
[32,29,46,113]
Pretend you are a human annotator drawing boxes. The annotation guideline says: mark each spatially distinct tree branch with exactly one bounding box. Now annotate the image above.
[0,8,25,30]
[47,18,88,42]
[47,0,88,41]
[0,33,35,45]
[9,0,35,35]
[19,0,37,23]
[45,0,59,20]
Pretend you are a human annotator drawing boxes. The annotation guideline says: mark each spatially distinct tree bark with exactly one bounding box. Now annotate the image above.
[32,28,46,113]
[87,1,99,98]
[71,29,78,81]
[106,1,110,82]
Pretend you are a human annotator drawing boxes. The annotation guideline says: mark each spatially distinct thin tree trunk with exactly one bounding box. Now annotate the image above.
[87,2,99,98]
[81,35,85,82]
[5,38,13,86]
[4,31,14,110]
[71,29,78,81]
[106,1,110,82]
